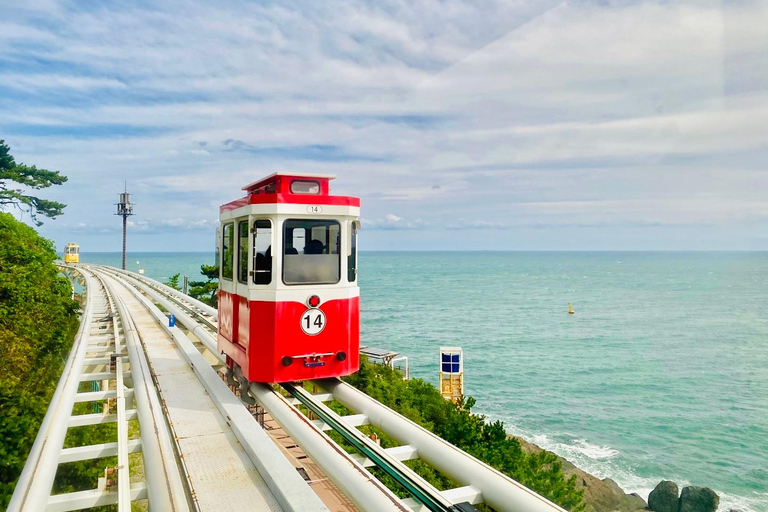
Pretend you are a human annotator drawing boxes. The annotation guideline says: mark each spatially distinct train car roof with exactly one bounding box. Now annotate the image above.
[241,172,337,193]
[221,172,358,213]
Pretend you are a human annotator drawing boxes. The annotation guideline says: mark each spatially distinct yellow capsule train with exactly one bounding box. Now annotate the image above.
[64,243,80,263]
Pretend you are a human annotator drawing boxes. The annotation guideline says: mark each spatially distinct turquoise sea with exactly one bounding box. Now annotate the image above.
[77,251,768,512]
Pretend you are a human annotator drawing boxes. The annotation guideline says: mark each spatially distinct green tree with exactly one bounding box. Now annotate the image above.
[188,264,218,307]
[0,213,79,507]
[0,140,68,226]
[164,273,181,291]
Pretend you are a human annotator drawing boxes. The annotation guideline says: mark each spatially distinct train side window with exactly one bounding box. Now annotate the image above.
[283,219,340,285]
[348,220,359,282]
[237,221,249,283]
[221,222,234,280]
[252,219,272,285]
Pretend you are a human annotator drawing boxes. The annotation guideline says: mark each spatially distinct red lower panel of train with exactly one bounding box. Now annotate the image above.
[218,291,360,383]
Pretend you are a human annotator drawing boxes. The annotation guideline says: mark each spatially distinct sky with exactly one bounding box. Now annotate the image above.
[1,0,767,251]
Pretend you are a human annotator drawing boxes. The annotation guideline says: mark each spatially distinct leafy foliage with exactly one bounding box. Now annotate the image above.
[164,272,181,291]
[0,213,79,507]
[343,360,586,511]
[0,140,68,226]
[188,264,218,307]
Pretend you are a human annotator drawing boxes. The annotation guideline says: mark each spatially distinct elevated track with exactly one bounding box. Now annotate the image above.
[9,265,567,512]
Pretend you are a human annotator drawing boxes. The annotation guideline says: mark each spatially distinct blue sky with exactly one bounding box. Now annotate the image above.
[2,0,767,251]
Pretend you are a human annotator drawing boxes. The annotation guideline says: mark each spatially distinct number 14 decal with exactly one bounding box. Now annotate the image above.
[301,309,326,335]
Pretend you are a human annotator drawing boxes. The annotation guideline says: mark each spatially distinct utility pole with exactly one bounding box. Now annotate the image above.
[115,184,135,270]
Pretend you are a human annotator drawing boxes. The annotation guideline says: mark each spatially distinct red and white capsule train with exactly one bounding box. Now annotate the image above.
[217,172,360,383]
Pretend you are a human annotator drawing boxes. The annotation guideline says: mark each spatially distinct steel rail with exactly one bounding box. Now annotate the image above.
[7,268,99,512]
[102,274,131,511]
[246,380,411,512]
[93,266,218,344]
[135,280,217,333]
[10,265,191,512]
[95,267,221,360]
[137,283,560,512]
[316,378,567,512]
[95,265,566,512]
[106,266,217,319]
[282,383,462,512]
[95,271,191,512]
[97,267,409,511]
[103,267,415,511]
[93,267,329,512]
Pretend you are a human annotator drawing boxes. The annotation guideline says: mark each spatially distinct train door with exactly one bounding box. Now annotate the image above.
[219,221,236,343]
[235,218,250,296]
[252,219,273,285]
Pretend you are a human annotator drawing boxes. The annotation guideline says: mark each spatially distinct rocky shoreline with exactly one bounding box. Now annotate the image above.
[511,435,647,512]
[510,435,727,512]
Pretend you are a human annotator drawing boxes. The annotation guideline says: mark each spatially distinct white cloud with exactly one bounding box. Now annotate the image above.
[1,0,766,250]
[0,74,127,91]
[362,214,428,230]
[83,217,214,234]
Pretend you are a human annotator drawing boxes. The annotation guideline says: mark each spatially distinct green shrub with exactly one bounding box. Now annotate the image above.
[0,213,79,508]
[188,264,218,307]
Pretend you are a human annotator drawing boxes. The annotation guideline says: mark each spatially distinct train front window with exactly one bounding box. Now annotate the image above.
[283,219,340,285]
[221,222,234,280]
[290,180,320,194]
[252,219,272,285]
[237,221,249,283]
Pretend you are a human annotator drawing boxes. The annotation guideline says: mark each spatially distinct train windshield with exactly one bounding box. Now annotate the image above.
[283,219,340,285]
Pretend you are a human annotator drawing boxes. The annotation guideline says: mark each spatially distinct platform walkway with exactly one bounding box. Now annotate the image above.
[113,277,285,512]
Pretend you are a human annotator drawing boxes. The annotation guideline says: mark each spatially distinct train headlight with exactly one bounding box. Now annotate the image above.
[281,356,293,366]
[307,295,321,308]
[336,351,347,361]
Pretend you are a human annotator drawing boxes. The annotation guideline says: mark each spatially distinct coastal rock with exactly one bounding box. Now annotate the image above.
[679,486,719,512]
[511,435,647,512]
[648,480,679,512]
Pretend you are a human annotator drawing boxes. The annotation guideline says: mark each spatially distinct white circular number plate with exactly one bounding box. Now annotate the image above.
[306,205,323,214]
[301,309,326,335]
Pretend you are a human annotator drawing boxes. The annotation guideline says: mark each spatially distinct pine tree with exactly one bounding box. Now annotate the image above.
[0,140,67,226]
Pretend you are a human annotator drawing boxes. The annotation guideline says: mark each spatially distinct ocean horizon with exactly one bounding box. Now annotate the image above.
[74,251,768,512]
[75,249,768,252]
